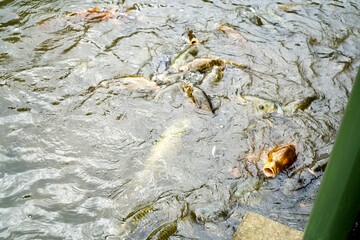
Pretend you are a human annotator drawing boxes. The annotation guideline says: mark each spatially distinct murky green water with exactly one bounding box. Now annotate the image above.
[1,0,359,239]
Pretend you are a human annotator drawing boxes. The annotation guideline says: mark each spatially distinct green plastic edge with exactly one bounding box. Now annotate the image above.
[303,68,360,239]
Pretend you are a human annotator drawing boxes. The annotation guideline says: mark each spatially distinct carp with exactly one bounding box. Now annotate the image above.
[239,95,281,114]
[106,76,160,93]
[187,30,199,45]
[179,58,249,72]
[145,119,190,172]
[216,23,248,43]
[263,144,297,178]
[170,45,199,71]
[283,95,318,113]
[202,66,223,84]
[179,58,225,72]
[124,204,155,223]
[146,220,178,240]
[183,83,212,112]
[67,7,130,22]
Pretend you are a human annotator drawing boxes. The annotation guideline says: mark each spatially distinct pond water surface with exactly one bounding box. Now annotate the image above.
[1,0,360,239]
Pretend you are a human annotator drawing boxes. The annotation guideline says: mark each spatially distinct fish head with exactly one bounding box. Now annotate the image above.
[263,161,279,178]
[257,102,277,113]
[182,82,193,96]
[88,7,101,13]
[263,144,297,177]
[179,65,190,72]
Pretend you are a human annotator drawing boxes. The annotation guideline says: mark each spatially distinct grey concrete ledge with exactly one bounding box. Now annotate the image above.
[232,213,303,240]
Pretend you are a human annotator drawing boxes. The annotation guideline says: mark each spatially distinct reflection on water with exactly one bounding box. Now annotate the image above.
[1,0,360,239]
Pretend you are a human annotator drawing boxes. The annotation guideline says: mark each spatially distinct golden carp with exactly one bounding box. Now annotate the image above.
[283,95,318,113]
[263,144,297,178]
[202,66,223,84]
[170,45,199,71]
[145,119,190,171]
[102,76,160,93]
[216,23,248,43]
[75,75,159,109]
[179,58,225,72]
[278,4,298,12]
[183,83,212,112]
[152,72,185,85]
[179,58,249,72]
[224,60,250,70]
[187,30,199,45]
[153,82,183,101]
[240,95,281,114]
[39,6,139,29]
[68,7,130,22]
[215,23,256,56]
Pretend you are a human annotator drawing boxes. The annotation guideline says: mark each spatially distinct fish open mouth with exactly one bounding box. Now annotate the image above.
[263,161,277,178]
[263,166,275,178]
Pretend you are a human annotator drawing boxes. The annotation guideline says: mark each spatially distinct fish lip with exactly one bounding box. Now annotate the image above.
[263,161,277,177]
